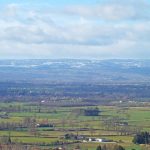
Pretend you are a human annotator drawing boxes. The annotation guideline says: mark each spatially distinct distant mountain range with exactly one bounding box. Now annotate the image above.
[0,59,150,83]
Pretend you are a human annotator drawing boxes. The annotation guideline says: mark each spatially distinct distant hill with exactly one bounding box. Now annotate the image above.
[0,59,150,83]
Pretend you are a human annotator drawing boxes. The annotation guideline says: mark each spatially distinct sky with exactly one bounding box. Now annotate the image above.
[0,0,150,59]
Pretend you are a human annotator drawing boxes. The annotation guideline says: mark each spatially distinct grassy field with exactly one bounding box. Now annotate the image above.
[0,102,149,149]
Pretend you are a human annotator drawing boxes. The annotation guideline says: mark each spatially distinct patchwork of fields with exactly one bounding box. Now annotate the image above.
[0,102,149,149]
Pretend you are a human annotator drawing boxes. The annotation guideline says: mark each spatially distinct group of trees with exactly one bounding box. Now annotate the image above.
[96,144,125,150]
[133,132,150,144]
[0,136,11,145]
[0,144,39,150]
[3,81,150,104]
[102,118,141,136]
[0,122,23,130]
[84,107,100,116]
[72,107,100,117]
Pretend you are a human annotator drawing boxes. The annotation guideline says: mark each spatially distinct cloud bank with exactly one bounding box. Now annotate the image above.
[0,0,150,59]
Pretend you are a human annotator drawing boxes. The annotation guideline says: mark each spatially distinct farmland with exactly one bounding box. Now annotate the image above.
[0,101,149,150]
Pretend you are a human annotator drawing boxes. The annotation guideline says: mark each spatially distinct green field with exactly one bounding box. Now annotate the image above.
[0,102,150,149]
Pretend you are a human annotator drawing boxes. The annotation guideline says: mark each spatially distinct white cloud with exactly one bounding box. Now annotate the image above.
[0,1,150,59]
[64,0,150,21]
[65,5,135,20]
[3,3,20,18]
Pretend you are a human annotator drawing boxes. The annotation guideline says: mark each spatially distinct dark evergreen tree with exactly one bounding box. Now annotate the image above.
[133,132,150,144]
[113,145,125,150]
[96,145,102,150]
